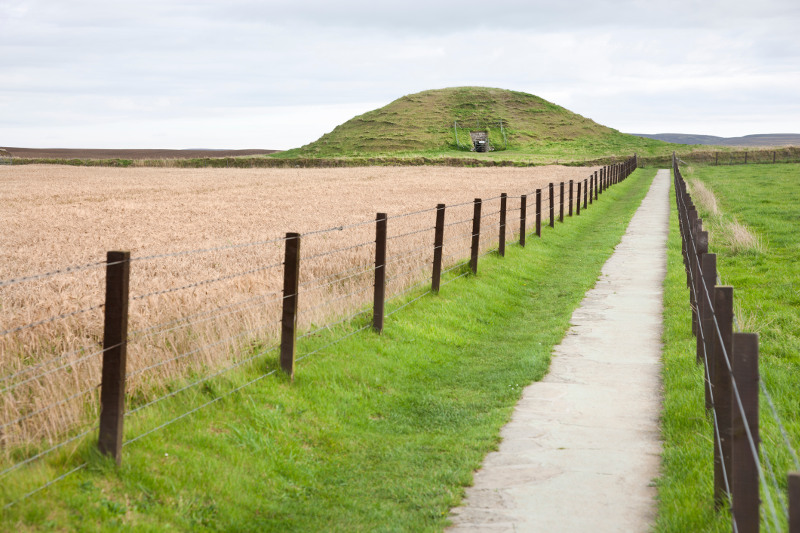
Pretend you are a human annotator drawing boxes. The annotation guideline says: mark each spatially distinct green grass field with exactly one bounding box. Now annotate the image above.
[657,163,800,531]
[1,170,656,531]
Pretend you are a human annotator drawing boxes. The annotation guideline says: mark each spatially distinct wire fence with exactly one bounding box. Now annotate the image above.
[0,157,636,511]
[672,152,800,533]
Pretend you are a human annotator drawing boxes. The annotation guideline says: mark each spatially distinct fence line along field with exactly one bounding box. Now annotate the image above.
[0,164,596,453]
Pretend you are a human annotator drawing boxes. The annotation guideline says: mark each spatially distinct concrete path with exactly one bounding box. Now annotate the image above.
[447,169,670,532]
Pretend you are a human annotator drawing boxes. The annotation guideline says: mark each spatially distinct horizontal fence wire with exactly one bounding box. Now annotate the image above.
[0,260,106,289]
[296,323,372,364]
[0,384,97,433]
[2,461,89,511]
[130,235,290,263]
[130,260,283,301]
[1,303,104,337]
[387,225,436,241]
[126,340,281,419]
[302,239,375,262]
[130,291,284,342]
[127,318,282,379]
[300,217,376,238]
[0,344,117,395]
[123,367,280,449]
[299,263,374,291]
[386,205,440,220]
[298,284,373,319]
[297,307,372,342]
[384,244,432,266]
[0,424,98,480]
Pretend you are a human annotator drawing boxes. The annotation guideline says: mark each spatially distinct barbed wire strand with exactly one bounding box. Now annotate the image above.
[302,239,375,263]
[130,260,283,302]
[126,341,280,419]
[131,236,290,263]
[386,225,436,242]
[0,344,116,396]
[0,261,106,289]
[297,308,371,342]
[123,367,280,449]
[130,291,283,342]
[0,424,98,480]
[2,461,89,511]
[1,303,104,337]
[0,383,98,433]
[127,318,282,379]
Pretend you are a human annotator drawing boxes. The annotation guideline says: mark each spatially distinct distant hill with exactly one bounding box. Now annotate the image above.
[630,133,800,147]
[281,87,669,158]
[0,147,280,159]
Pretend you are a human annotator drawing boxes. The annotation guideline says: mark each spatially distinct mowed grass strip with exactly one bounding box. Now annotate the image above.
[657,163,800,532]
[2,169,656,532]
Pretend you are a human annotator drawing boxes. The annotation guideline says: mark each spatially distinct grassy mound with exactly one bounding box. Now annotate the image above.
[277,87,670,159]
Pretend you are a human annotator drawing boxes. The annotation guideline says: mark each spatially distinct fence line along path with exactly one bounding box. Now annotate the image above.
[447,169,669,532]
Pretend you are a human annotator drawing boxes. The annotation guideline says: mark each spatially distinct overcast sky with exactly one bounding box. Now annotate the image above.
[2,0,798,149]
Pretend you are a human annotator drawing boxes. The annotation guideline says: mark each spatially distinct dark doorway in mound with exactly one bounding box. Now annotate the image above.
[470,131,489,152]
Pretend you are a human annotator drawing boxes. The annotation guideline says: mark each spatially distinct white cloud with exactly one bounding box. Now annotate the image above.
[1,0,799,148]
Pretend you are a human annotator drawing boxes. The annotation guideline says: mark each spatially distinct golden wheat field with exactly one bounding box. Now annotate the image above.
[0,163,598,453]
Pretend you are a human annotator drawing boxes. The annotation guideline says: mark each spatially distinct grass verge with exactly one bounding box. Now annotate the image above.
[657,163,800,531]
[2,169,656,531]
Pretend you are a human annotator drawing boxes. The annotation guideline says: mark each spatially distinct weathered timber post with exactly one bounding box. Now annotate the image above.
[790,472,800,533]
[583,178,588,209]
[373,213,387,332]
[548,183,555,228]
[470,199,481,274]
[535,190,542,237]
[499,193,507,257]
[700,252,716,411]
[568,181,574,217]
[576,182,581,215]
[431,204,445,293]
[731,332,760,533]
[280,233,301,377]
[559,182,564,222]
[590,172,595,204]
[519,195,527,247]
[713,286,734,509]
[99,251,130,465]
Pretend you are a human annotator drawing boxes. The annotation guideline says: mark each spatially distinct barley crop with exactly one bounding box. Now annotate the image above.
[0,164,596,456]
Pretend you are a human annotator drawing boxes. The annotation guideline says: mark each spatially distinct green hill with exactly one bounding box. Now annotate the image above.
[278,87,670,160]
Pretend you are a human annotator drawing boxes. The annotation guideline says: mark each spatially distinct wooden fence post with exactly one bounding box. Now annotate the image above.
[98,251,130,465]
[519,195,527,247]
[731,332,759,533]
[559,182,564,222]
[773,151,777,164]
[431,204,445,293]
[499,193,507,257]
[583,178,588,209]
[590,173,594,204]
[549,183,555,228]
[280,233,301,377]
[576,181,581,215]
[790,472,800,533]
[700,252,716,411]
[373,213,387,333]
[744,152,748,164]
[713,286,734,509]
[594,171,598,201]
[568,181,574,217]
[535,190,541,237]
[470,199,481,274]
